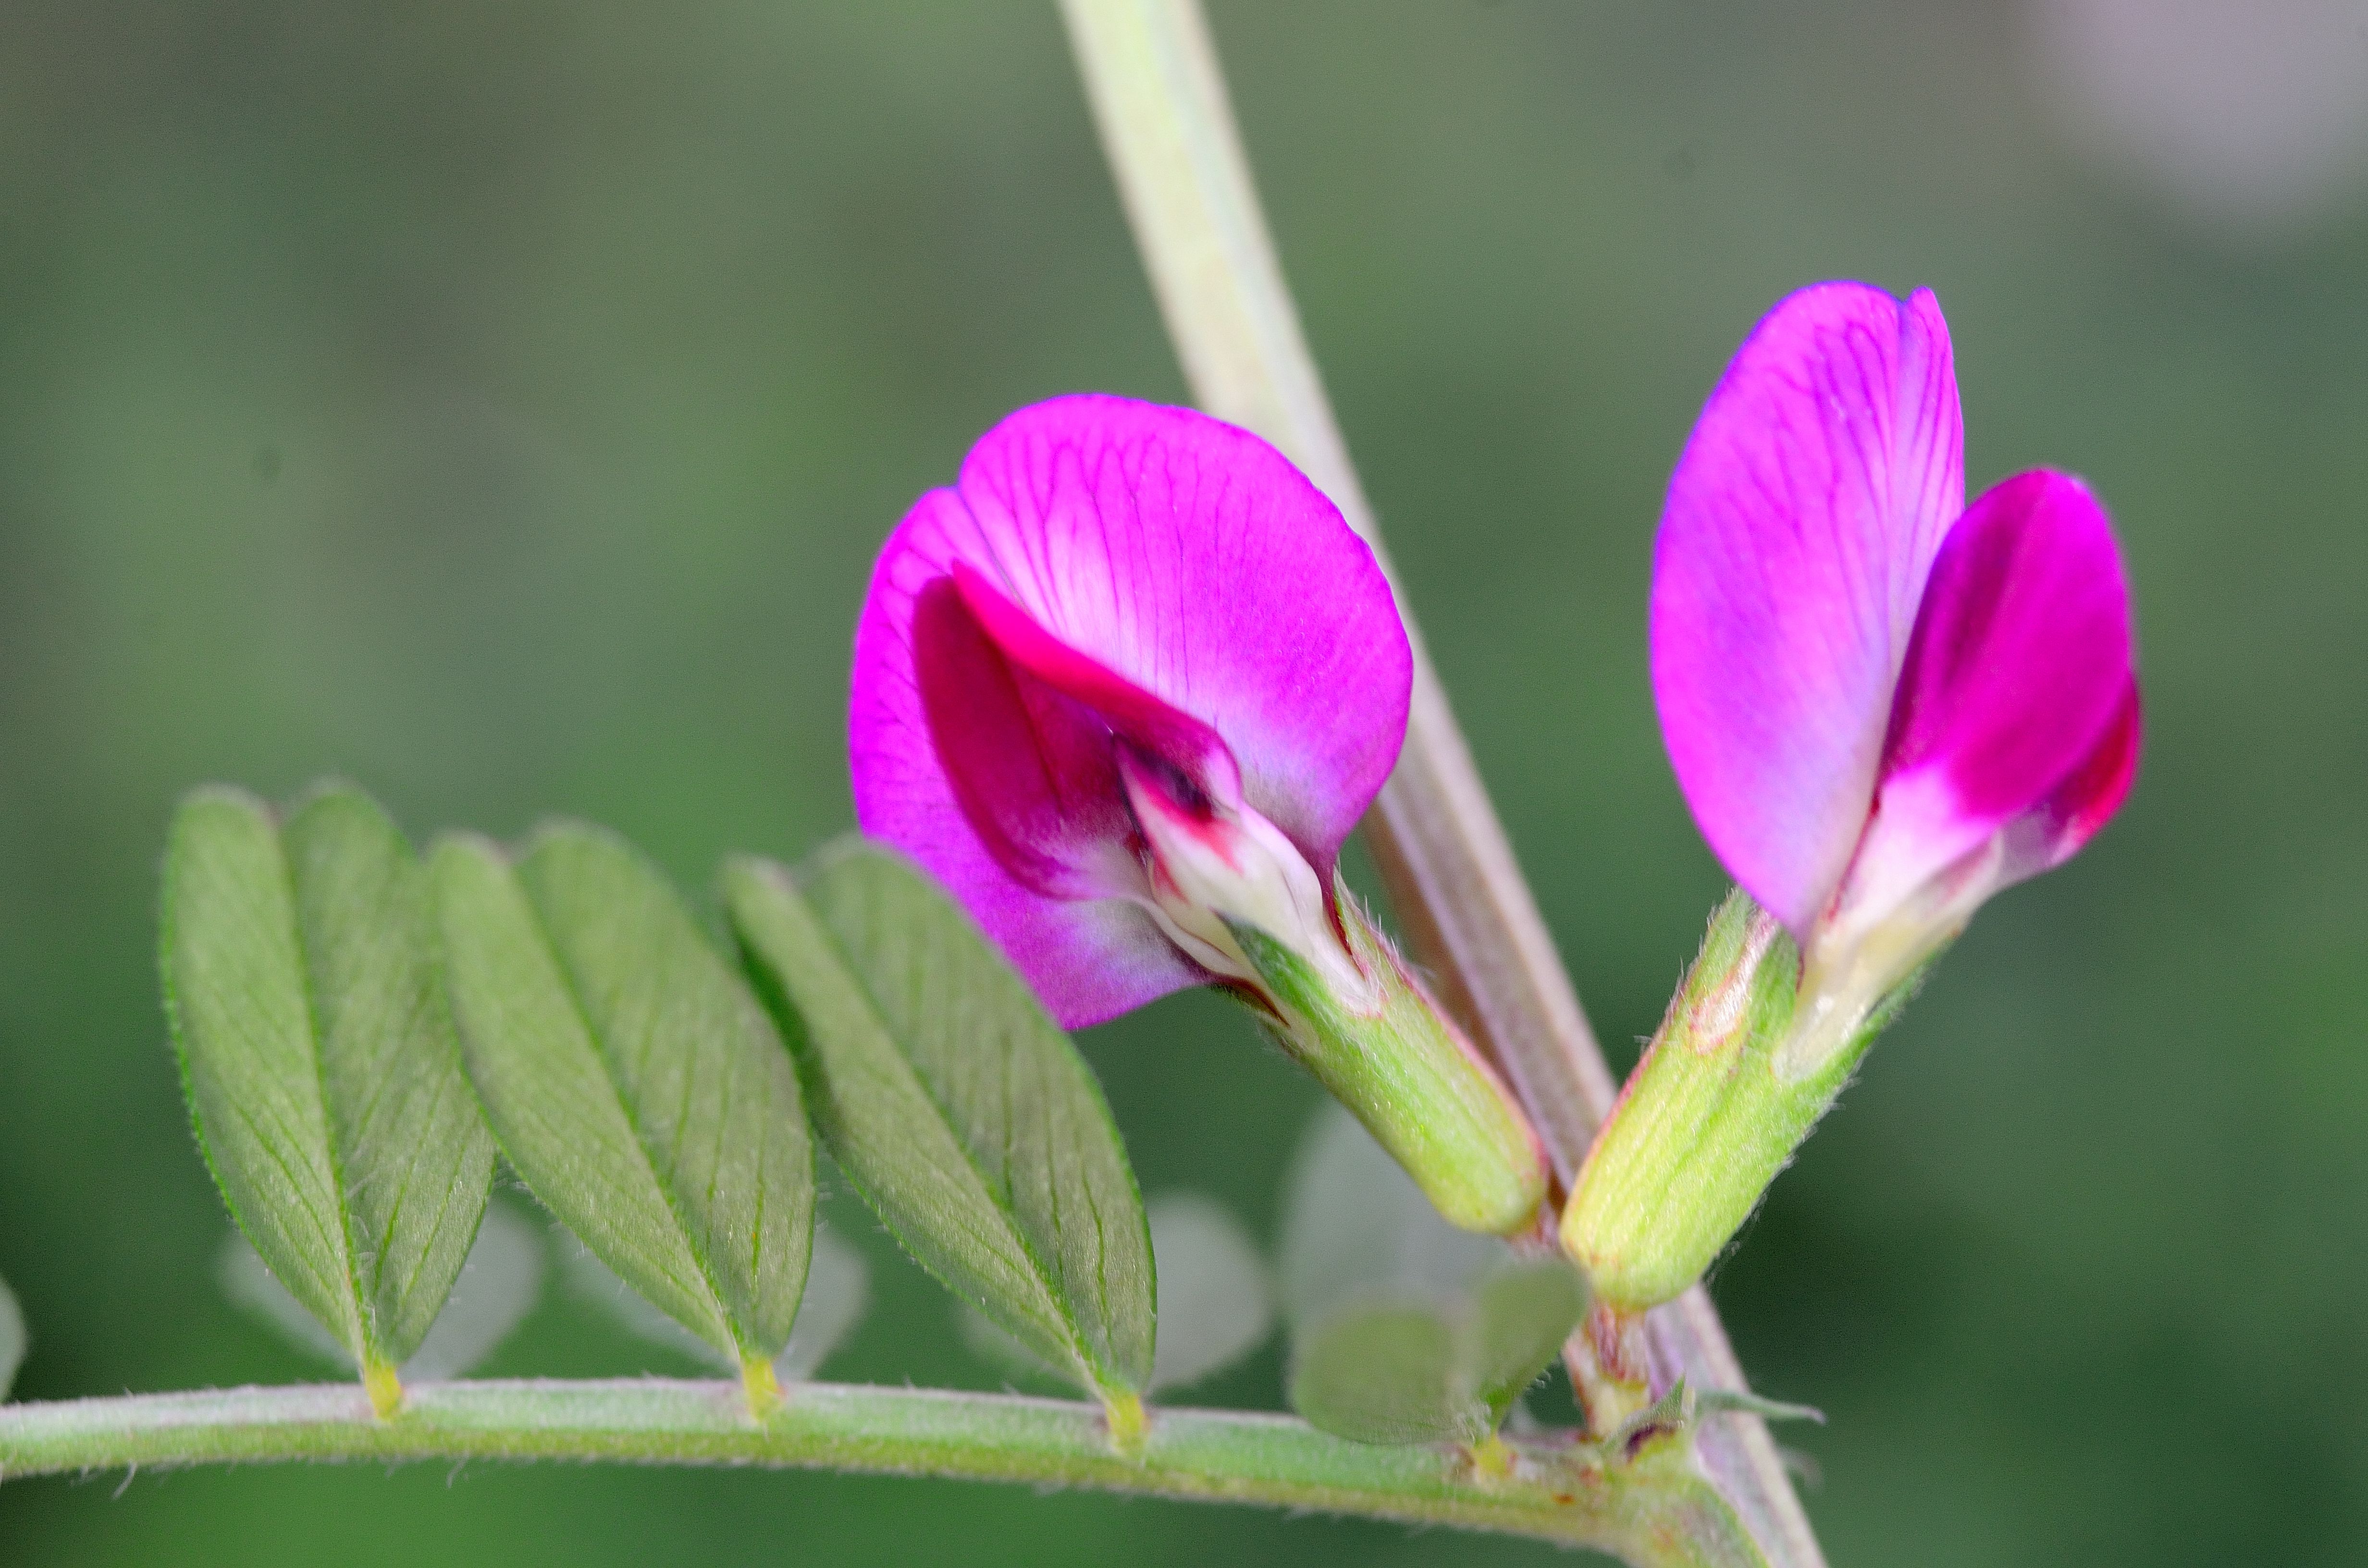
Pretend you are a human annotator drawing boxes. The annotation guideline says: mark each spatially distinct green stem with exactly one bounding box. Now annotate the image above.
[0,1379,1757,1564]
[1055,5,1823,1567]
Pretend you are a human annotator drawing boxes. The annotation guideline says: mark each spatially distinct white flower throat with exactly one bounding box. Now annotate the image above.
[1114,747,1377,1015]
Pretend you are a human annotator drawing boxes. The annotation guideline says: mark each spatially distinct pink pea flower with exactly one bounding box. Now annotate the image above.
[1653,283,2141,1075]
[850,393,1410,1027]
[849,393,1545,1233]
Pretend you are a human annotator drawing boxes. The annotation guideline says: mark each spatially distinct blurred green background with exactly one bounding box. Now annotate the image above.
[3,2,2364,1563]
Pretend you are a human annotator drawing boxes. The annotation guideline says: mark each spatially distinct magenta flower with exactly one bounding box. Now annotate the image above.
[1652,282,2141,1074]
[850,393,1412,1029]
[849,394,1546,1235]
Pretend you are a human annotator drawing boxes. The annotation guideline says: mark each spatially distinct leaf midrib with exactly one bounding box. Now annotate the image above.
[519,850,745,1362]
[800,866,1106,1394]
[280,818,379,1371]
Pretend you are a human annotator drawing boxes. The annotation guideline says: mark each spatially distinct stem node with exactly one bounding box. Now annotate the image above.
[740,1357,784,1422]
[1102,1390,1148,1459]
[361,1360,404,1422]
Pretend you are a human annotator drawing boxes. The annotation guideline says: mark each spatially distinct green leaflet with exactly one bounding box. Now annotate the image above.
[1288,1256,1587,1447]
[161,784,494,1408]
[724,840,1154,1402]
[0,1270,23,1400]
[1277,1102,1585,1447]
[1276,1102,1498,1329]
[432,825,812,1385]
[219,1200,546,1382]
[1139,1194,1271,1393]
[566,1221,870,1384]
[960,1192,1272,1396]
[1463,1257,1591,1422]
[1289,1303,1466,1445]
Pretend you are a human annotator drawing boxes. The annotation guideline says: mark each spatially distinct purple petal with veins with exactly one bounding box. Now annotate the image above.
[851,394,1412,1027]
[1652,282,1964,938]
[1653,284,2145,1084]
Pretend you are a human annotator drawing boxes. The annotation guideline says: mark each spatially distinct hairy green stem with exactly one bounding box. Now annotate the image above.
[1055,5,1824,1567]
[0,1379,1758,1564]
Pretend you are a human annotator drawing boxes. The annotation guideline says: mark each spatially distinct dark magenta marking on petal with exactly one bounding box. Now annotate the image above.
[915,563,1264,910]
[1114,743,1243,882]
[911,576,1136,903]
[950,561,1244,809]
[2001,677,2143,883]
[2050,677,2143,846]
[1881,470,2135,832]
[940,395,1406,876]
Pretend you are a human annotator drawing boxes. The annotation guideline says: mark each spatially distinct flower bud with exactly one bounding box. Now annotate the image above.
[1220,882,1548,1238]
[1105,739,1542,1237]
[1560,888,1911,1311]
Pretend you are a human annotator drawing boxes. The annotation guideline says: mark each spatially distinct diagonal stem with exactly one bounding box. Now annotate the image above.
[1054,5,1825,1566]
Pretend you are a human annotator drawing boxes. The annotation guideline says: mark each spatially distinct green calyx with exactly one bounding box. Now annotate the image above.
[1561,887,1912,1312]
[1225,887,1547,1237]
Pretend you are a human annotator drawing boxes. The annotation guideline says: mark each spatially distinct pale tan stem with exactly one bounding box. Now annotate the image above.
[1057,5,1825,1567]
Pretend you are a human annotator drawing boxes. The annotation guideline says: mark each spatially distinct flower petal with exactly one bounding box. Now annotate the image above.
[937,395,1410,861]
[856,500,1197,1027]
[1652,282,1964,936]
[1997,677,2143,887]
[2032,677,2143,862]
[910,574,1138,905]
[851,395,1412,1027]
[949,562,1240,809]
[1858,468,2137,903]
